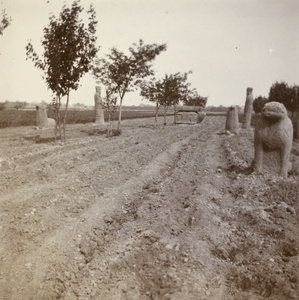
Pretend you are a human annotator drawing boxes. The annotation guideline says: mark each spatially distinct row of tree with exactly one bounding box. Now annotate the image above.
[22,1,207,141]
[253,82,299,116]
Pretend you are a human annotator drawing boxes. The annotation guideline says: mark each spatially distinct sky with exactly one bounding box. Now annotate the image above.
[0,0,298,107]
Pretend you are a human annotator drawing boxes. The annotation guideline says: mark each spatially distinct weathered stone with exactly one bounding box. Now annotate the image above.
[253,102,293,177]
[174,107,205,125]
[242,87,253,129]
[36,105,55,129]
[197,112,206,124]
[225,106,239,134]
[94,86,105,124]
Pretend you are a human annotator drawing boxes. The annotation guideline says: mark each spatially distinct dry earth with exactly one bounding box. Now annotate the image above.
[0,116,298,300]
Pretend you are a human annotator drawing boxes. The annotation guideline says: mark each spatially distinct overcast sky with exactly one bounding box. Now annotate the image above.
[0,0,298,107]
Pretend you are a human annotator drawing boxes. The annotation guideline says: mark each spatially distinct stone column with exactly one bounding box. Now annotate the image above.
[94,86,105,124]
[36,105,48,128]
[242,87,253,129]
[225,106,239,134]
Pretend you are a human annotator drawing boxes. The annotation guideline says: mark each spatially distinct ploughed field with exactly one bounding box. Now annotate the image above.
[0,116,298,300]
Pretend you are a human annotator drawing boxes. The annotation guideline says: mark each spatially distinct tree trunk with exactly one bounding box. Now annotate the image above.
[117,97,123,132]
[57,96,62,142]
[107,112,112,137]
[63,90,70,143]
[163,105,167,126]
[155,103,159,126]
[54,97,58,143]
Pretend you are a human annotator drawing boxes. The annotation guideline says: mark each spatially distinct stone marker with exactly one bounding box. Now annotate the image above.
[253,102,293,177]
[242,87,253,129]
[94,86,105,124]
[225,105,239,134]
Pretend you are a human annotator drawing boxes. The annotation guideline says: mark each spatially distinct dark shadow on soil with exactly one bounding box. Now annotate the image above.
[23,135,41,142]
[80,129,122,137]
[23,136,57,144]
[138,124,159,130]
[225,164,253,175]
[84,129,107,136]
[35,137,56,144]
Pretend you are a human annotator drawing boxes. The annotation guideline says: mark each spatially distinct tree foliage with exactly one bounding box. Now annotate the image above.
[25,0,99,142]
[183,90,207,108]
[140,72,194,125]
[93,39,166,131]
[0,10,11,35]
[253,96,269,113]
[14,101,27,110]
[268,81,299,113]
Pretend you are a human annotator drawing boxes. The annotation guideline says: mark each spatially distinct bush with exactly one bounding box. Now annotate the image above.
[253,96,269,113]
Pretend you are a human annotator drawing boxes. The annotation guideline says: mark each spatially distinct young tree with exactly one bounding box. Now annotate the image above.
[103,89,118,137]
[183,90,207,108]
[26,0,99,142]
[140,77,163,125]
[140,72,193,126]
[0,10,11,35]
[93,39,166,132]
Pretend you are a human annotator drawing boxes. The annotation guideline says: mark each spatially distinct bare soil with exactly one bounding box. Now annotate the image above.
[0,116,298,300]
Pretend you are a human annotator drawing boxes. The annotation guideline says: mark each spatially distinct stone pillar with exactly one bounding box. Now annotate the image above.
[225,106,239,134]
[242,87,253,129]
[94,86,105,124]
[36,106,49,128]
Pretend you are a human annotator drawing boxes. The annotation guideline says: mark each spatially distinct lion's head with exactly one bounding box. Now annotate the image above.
[261,101,287,120]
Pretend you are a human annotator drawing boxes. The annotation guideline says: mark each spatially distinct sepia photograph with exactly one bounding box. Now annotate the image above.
[0,0,298,299]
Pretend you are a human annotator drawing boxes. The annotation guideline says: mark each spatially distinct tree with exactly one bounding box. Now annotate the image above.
[0,10,11,35]
[183,90,207,108]
[140,72,193,125]
[140,77,163,125]
[103,89,118,137]
[268,81,299,116]
[14,101,27,110]
[93,39,166,131]
[253,96,269,113]
[26,0,99,142]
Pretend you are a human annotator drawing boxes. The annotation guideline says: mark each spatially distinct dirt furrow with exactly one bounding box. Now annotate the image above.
[2,115,297,300]
[0,117,224,300]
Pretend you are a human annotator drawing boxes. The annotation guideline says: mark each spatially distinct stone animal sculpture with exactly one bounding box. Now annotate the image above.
[36,106,55,129]
[253,101,293,177]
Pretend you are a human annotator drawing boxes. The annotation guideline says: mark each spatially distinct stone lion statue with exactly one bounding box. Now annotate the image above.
[253,101,293,177]
[36,105,56,129]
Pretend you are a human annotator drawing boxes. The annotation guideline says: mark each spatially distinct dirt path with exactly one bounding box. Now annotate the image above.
[0,116,298,299]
